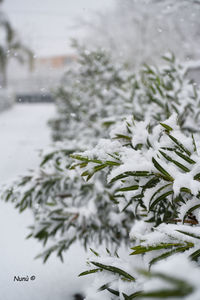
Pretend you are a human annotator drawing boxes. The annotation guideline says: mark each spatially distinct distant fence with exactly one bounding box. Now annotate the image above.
[16,93,54,103]
[0,89,14,112]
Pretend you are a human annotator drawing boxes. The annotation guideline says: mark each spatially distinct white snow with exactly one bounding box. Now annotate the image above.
[0,104,89,300]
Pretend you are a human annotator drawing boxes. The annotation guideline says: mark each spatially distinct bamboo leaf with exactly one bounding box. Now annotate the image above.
[122,291,143,300]
[159,150,190,172]
[91,261,135,281]
[180,187,191,194]
[110,171,151,183]
[40,153,55,166]
[168,134,191,156]
[174,150,195,164]
[79,268,101,276]
[190,249,200,261]
[149,244,193,268]
[160,123,173,132]
[105,160,120,166]
[192,134,197,152]
[130,243,184,255]
[152,158,174,181]
[117,185,139,192]
[90,248,100,257]
[114,134,131,140]
[183,204,200,220]
[70,154,102,164]
[176,230,200,240]
[149,189,173,211]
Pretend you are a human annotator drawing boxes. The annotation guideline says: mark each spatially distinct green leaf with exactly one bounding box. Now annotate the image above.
[98,283,109,291]
[122,291,143,300]
[143,177,160,190]
[110,171,151,183]
[183,204,200,220]
[117,185,139,192]
[105,160,120,166]
[81,170,89,177]
[159,150,190,172]
[149,190,173,211]
[190,249,200,261]
[122,193,143,211]
[160,122,173,132]
[176,230,200,240]
[114,134,131,140]
[43,252,51,263]
[91,261,135,281]
[71,162,88,169]
[152,157,174,181]
[130,243,184,255]
[92,163,108,173]
[70,154,102,164]
[174,150,195,164]
[98,283,120,296]
[192,134,197,152]
[180,187,191,194]
[168,134,191,156]
[40,152,55,166]
[149,244,193,268]
[83,164,108,181]
[79,268,101,276]
[193,173,200,181]
[90,248,100,257]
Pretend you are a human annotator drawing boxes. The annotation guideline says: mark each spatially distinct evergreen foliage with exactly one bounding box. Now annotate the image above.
[48,41,134,143]
[2,43,200,299]
[74,115,200,299]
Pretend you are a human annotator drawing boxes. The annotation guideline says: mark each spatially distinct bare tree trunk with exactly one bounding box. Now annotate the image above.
[1,69,7,88]
[0,60,7,88]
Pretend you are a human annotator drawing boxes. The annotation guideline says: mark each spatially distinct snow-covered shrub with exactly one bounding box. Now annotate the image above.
[48,41,134,143]
[128,54,200,133]
[2,145,133,261]
[72,114,200,299]
[50,48,200,145]
[2,48,200,264]
[1,44,136,261]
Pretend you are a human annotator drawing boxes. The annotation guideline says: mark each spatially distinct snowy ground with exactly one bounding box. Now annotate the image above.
[0,104,89,300]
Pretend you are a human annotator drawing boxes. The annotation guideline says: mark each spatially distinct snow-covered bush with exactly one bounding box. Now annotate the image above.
[73,114,200,299]
[50,48,200,144]
[2,145,132,262]
[2,48,200,266]
[48,41,134,143]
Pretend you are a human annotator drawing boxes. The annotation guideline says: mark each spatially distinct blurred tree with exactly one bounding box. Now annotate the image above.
[83,0,200,68]
[0,0,33,88]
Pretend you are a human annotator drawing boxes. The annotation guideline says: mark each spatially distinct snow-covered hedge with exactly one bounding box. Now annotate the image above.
[2,144,132,262]
[49,48,200,145]
[73,114,200,299]
[48,42,134,143]
[2,46,200,299]
[2,50,200,259]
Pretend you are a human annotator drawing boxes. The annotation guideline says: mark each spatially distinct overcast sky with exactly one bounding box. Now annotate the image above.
[2,0,115,57]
